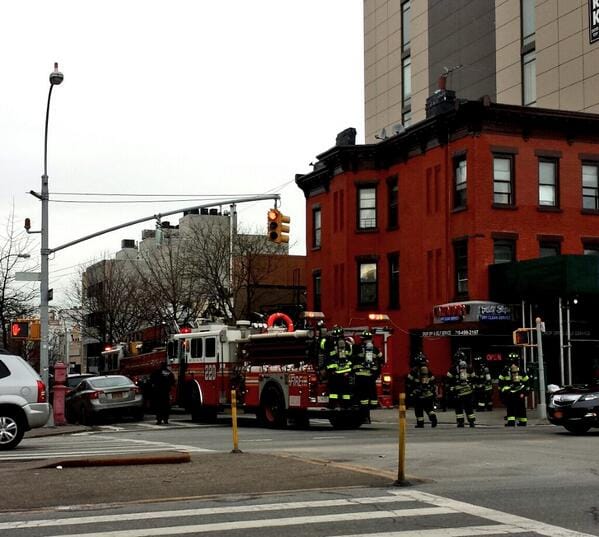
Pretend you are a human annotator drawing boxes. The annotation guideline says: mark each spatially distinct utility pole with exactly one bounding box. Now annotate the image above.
[536,317,547,420]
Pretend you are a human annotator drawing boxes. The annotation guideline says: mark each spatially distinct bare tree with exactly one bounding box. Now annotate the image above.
[0,208,37,349]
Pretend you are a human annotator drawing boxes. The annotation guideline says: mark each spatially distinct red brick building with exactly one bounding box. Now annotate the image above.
[296,92,599,398]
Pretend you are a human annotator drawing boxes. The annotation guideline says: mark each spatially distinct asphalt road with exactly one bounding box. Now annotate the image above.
[2,408,598,535]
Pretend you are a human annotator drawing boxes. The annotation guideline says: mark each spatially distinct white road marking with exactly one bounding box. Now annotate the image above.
[0,495,414,530]
[328,525,528,536]
[47,507,456,537]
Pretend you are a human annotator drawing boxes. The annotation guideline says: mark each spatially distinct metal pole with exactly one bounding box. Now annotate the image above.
[40,72,59,396]
[558,297,565,386]
[229,204,237,318]
[566,300,572,385]
[230,389,242,453]
[394,392,409,486]
[535,317,547,420]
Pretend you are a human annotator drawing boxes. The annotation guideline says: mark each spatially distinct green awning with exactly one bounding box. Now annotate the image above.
[489,255,599,302]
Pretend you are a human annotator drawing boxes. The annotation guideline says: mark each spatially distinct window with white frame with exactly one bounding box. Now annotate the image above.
[539,159,558,207]
[358,186,377,229]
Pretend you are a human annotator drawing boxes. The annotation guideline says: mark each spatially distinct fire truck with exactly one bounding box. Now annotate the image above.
[103,313,391,428]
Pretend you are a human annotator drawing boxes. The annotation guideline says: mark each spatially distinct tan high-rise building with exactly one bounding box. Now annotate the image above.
[364,0,599,142]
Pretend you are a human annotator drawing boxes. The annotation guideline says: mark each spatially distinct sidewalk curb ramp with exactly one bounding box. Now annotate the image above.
[39,450,191,468]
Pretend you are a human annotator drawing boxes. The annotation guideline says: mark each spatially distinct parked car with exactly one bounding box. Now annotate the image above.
[65,375,144,425]
[0,352,50,450]
[548,383,599,434]
[66,373,94,391]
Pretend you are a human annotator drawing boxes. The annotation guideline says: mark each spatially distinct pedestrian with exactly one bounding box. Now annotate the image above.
[320,326,353,408]
[502,360,531,427]
[446,354,476,427]
[352,330,383,410]
[406,352,437,428]
[150,361,175,425]
[472,355,493,411]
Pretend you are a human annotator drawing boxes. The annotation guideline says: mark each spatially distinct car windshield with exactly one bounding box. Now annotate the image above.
[89,376,132,389]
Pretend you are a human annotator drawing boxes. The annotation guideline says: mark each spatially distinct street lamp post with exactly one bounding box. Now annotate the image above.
[39,63,64,394]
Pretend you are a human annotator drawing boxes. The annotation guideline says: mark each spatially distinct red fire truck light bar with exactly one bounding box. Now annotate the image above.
[368,313,390,321]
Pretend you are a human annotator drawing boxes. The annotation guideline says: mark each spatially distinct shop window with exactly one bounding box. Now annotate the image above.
[493,156,515,206]
[358,261,377,307]
[357,186,377,229]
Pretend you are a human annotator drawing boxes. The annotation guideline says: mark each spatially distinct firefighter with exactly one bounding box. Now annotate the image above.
[320,326,353,408]
[406,352,437,428]
[503,360,531,427]
[352,330,383,409]
[472,355,493,412]
[150,362,175,425]
[498,352,520,420]
[446,357,476,427]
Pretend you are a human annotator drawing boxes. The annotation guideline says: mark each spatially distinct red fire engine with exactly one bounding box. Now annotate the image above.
[102,313,392,428]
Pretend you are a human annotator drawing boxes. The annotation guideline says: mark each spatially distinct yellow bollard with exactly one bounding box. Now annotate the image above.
[394,392,410,486]
[230,389,242,453]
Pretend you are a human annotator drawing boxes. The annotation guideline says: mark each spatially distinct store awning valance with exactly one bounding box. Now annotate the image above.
[489,255,599,302]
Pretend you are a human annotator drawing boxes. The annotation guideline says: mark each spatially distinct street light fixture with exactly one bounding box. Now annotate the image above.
[39,63,63,394]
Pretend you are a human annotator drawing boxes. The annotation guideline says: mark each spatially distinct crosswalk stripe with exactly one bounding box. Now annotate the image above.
[397,491,596,537]
[0,495,414,530]
[327,524,528,536]
[46,507,457,537]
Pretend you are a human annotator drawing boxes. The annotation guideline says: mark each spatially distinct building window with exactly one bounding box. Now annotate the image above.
[582,164,599,210]
[454,156,467,208]
[494,239,516,264]
[493,156,514,206]
[453,240,468,297]
[358,186,377,229]
[539,159,558,207]
[521,0,536,106]
[539,241,560,257]
[402,56,412,104]
[312,271,321,311]
[583,244,599,255]
[388,253,400,309]
[312,207,321,248]
[387,176,398,229]
[358,261,377,307]
[401,1,411,49]
[522,50,536,106]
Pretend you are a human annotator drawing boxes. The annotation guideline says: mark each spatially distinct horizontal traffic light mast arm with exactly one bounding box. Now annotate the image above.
[33,194,280,254]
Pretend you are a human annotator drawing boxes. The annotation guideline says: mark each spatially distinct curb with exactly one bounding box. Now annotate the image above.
[38,450,191,468]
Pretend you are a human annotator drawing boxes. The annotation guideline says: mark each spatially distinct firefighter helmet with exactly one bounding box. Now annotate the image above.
[453,350,466,363]
[331,325,344,338]
[413,351,428,366]
[361,330,373,340]
[507,351,519,362]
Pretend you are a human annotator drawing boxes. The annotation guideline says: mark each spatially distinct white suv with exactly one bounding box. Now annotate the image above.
[0,351,50,449]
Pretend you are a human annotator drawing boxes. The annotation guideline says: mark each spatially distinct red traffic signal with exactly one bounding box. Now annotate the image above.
[267,208,290,243]
[10,321,29,339]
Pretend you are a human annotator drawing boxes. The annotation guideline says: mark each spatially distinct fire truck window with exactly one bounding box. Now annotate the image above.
[191,338,203,359]
[205,338,216,358]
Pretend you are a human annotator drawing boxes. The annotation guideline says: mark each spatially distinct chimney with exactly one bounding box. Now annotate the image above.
[335,127,357,146]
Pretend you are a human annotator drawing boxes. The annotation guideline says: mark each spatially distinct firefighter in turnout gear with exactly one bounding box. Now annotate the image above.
[320,326,353,408]
[446,356,476,427]
[352,330,383,409]
[472,355,493,411]
[406,352,437,428]
[501,358,531,426]
[498,352,520,420]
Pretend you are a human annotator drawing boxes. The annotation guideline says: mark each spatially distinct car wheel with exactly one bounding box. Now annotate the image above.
[258,385,287,429]
[564,422,591,435]
[0,411,26,450]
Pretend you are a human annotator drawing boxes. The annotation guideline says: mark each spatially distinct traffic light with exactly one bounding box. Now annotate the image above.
[10,321,29,339]
[267,208,290,243]
[29,321,41,340]
[512,328,535,346]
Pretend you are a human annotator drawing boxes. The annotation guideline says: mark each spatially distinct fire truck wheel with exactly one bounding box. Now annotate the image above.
[329,413,363,430]
[258,385,287,429]
[289,410,310,429]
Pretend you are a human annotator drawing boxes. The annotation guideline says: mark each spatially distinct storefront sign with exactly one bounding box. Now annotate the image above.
[433,301,512,324]
[591,0,599,44]
[423,329,479,337]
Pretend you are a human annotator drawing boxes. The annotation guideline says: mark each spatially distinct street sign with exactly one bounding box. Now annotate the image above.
[15,271,41,282]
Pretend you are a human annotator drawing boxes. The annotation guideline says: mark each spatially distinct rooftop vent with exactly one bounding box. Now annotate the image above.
[121,239,136,249]
[335,127,357,146]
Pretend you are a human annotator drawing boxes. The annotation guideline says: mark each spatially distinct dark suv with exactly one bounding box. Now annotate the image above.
[0,353,51,449]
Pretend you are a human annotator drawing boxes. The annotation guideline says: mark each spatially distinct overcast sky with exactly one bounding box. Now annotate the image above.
[1,1,364,304]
